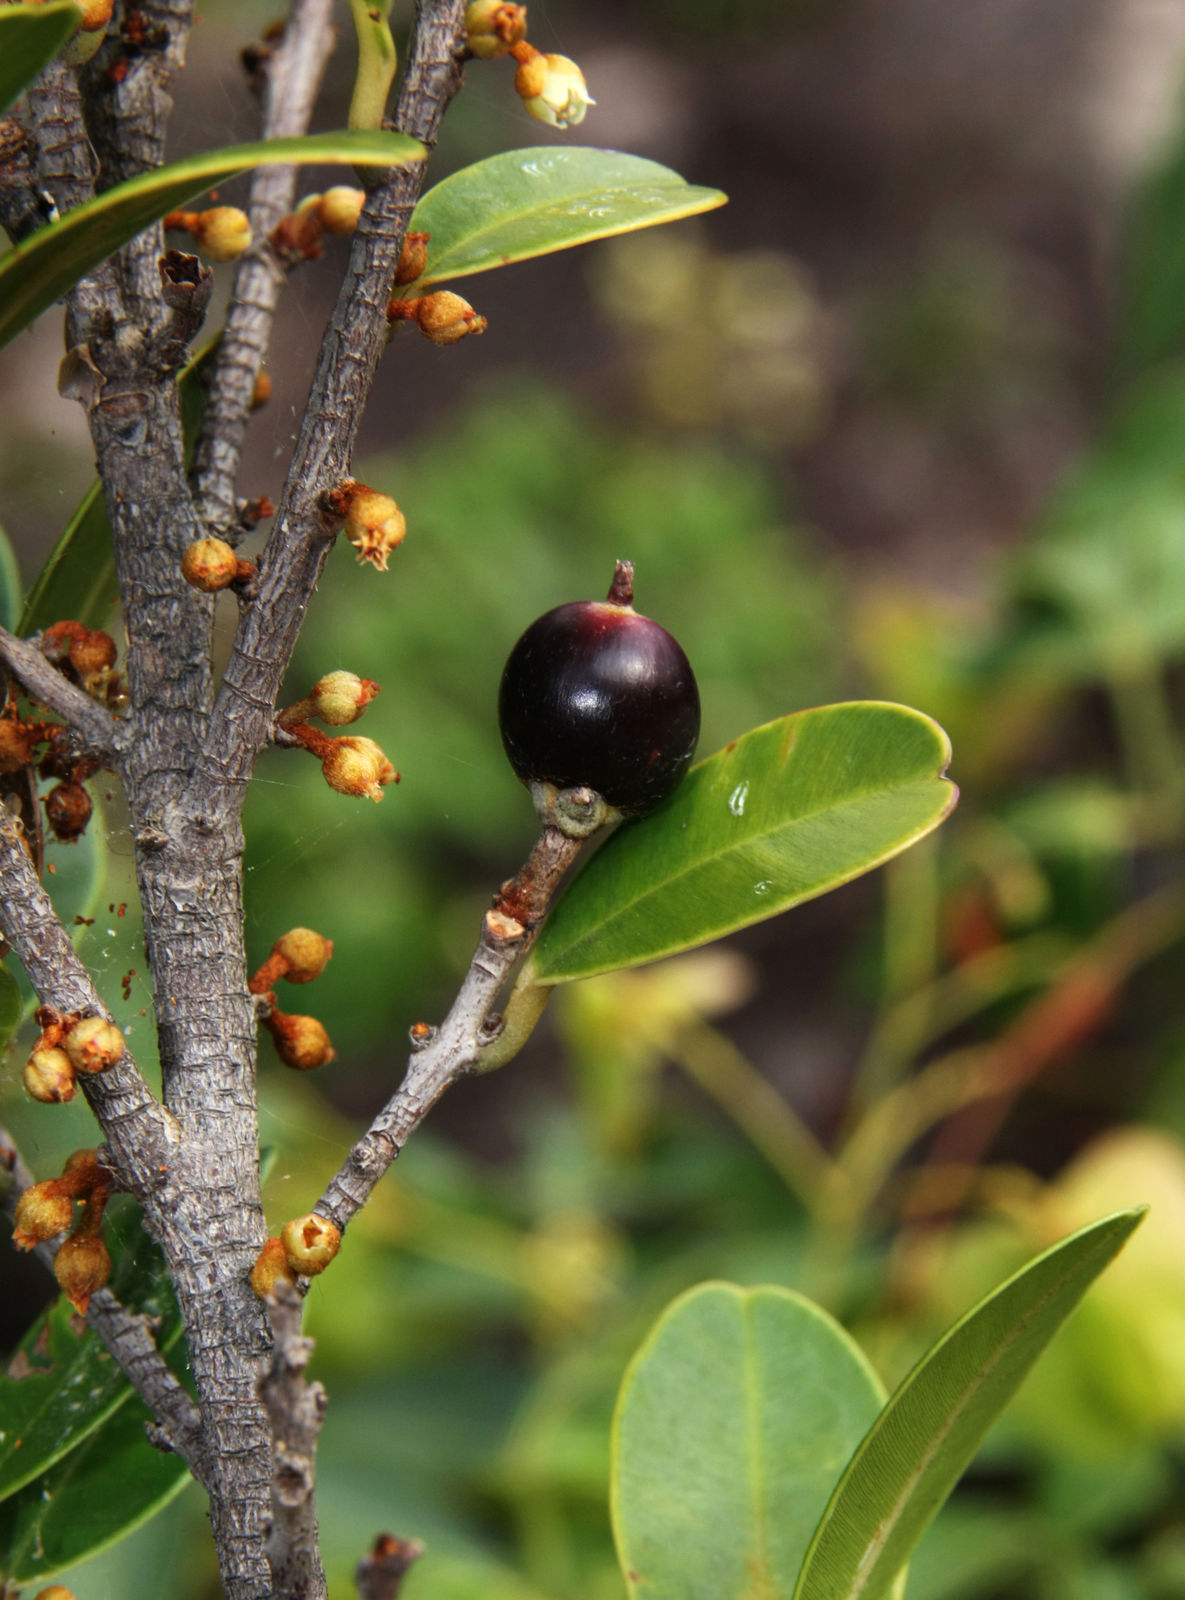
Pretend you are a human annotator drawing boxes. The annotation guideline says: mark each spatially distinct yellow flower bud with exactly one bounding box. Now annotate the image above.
[320,736,399,801]
[318,186,366,235]
[13,1183,74,1249]
[265,1009,336,1071]
[273,927,334,984]
[196,206,253,262]
[63,1015,125,1075]
[23,1046,77,1104]
[181,537,252,592]
[308,670,381,726]
[412,290,488,346]
[53,1233,111,1314]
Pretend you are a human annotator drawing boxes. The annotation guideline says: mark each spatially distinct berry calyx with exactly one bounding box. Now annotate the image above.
[498,561,700,818]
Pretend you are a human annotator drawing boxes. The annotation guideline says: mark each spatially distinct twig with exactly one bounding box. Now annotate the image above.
[0,625,122,762]
[192,0,338,532]
[259,1282,329,1600]
[0,1128,208,1481]
[0,816,176,1189]
[185,0,468,826]
[314,825,584,1233]
[355,1535,424,1600]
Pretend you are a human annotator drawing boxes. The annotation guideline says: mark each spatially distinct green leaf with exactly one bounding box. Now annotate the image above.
[0,1201,183,1503]
[0,1395,191,1583]
[527,702,956,986]
[1118,114,1185,373]
[0,962,20,1055]
[0,3,81,117]
[0,517,21,631]
[18,339,218,635]
[611,1283,889,1600]
[0,128,423,349]
[407,147,726,287]
[792,1209,1145,1600]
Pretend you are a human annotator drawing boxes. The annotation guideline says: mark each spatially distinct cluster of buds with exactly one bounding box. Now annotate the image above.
[250,1211,342,1297]
[386,290,487,347]
[1,672,110,847]
[180,537,257,593]
[463,2,594,128]
[250,926,337,1071]
[41,618,124,710]
[23,1008,126,1104]
[164,205,253,263]
[270,187,367,263]
[278,668,397,803]
[321,479,407,571]
[13,1149,113,1314]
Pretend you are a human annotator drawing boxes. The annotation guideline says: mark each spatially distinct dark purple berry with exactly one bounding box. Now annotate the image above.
[498,561,700,816]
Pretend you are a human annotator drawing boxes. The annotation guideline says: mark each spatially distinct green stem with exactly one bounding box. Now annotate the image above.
[347,0,398,131]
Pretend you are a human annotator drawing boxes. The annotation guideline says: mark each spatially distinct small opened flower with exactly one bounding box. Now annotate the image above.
[280,1212,341,1276]
[511,44,594,129]
[322,480,407,571]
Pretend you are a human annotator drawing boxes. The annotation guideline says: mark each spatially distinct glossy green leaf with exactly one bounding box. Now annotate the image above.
[0,128,423,349]
[612,1283,888,1600]
[0,518,20,631]
[0,1394,191,1583]
[407,147,726,287]
[18,339,217,635]
[792,1209,1145,1600]
[0,1200,182,1503]
[527,702,956,986]
[0,963,20,1055]
[0,3,80,117]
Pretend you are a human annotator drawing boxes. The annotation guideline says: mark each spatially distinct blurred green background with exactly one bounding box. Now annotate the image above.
[7,0,1185,1595]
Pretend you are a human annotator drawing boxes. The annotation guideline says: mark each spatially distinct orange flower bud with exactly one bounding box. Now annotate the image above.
[393,231,430,285]
[411,290,487,346]
[181,537,253,592]
[318,186,366,234]
[280,1212,341,1276]
[465,0,527,58]
[320,736,399,801]
[273,927,334,983]
[54,1233,111,1313]
[63,1015,125,1075]
[68,628,117,675]
[250,1237,299,1298]
[23,1046,77,1104]
[13,1183,74,1248]
[265,1008,336,1070]
[34,1586,80,1600]
[45,781,92,843]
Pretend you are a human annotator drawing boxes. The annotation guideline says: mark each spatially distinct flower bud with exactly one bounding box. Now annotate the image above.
[280,1212,341,1276]
[320,736,399,801]
[393,231,430,285]
[514,49,594,128]
[181,537,252,592]
[196,206,253,262]
[13,1183,74,1249]
[251,370,272,409]
[250,1237,299,1298]
[266,1009,336,1070]
[54,1233,111,1314]
[34,1586,80,1600]
[23,1046,77,1104]
[318,186,366,234]
[411,291,487,346]
[308,670,381,726]
[45,781,92,843]
[68,628,117,675]
[274,927,334,983]
[465,0,528,58]
[63,1015,125,1075]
